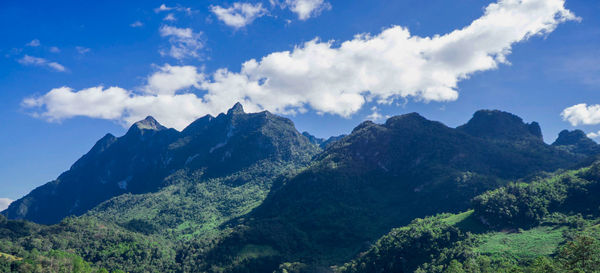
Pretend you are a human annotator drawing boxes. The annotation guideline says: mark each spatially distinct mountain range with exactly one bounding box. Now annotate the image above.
[1,104,600,273]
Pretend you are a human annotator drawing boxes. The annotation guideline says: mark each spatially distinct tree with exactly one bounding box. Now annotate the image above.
[557,235,600,272]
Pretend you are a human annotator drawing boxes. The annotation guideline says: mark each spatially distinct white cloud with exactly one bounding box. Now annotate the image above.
[49,46,61,53]
[24,0,577,130]
[23,64,244,130]
[211,2,267,29]
[144,64,204,95]
[366,106,389,122]
[18,55,66,72]
[47,62,66,71]
[274,0,331,20]
[27,39,41,47]
[159,25,193,38]
[76,46,91,55]
[155,4,172,12]
[159,25,204,60]
[23,86,132,121]
[0,198,12,211]
[163,13,176,21]
[561,104,600,126]
[200,0,577,115]
[154,4,192,15]
[23,84,213,130]
[130,21,144,27]
[587,131,600,139]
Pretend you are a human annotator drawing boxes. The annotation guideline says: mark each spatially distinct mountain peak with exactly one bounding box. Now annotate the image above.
[457,110,543,141]
[385,112,425,124]
[227,102,245,116]
[552,129,600,155]
[133,116,167,131]
[383,112,441,131]
[125,116,167,137]
[554,130,588,145]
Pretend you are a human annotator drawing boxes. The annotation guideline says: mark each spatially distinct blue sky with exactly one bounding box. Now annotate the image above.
[0,0,599,203]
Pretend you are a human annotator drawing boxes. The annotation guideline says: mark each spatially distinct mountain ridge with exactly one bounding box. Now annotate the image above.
[2,106,600,273]
[189,110,596,271]
[2,103,320,224]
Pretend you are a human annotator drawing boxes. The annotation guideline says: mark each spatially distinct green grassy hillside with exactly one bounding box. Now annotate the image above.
[338,162,600,273]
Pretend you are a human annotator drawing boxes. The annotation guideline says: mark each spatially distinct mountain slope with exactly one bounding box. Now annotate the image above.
[200,110,591,270]
[3,103,319,225]
[339,161,600,273]
[2,108,598,273]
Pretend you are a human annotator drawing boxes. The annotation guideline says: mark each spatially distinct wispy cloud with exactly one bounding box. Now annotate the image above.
[163,13,176,21]
[49,46,60,53]
[130,21,143,27]
[26,39,41,47]
[18,55,66,72]
[366,107,389,122]
[76,46,91,55]
[24,0,578,130]
[159,25,204,60]
[211,2,267,29]
[154,4,192,15]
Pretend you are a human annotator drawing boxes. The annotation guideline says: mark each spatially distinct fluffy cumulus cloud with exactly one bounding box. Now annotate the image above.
[211,2,267,29]
[201,0,577,115]
[144,64,204,95]
[0,198,13,211]
[281,0,331,20]
[24,0,577,130]
[159,25,204,60]
[561,104,600,126]
[18,55,66,72]
[22,85,204,129]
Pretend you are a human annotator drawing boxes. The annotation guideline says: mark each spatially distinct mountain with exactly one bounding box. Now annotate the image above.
[197,111,592,271]
[2,108,599,273]
[552,129,600,156]
[2,103,320,225]
[456,110,543,141]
